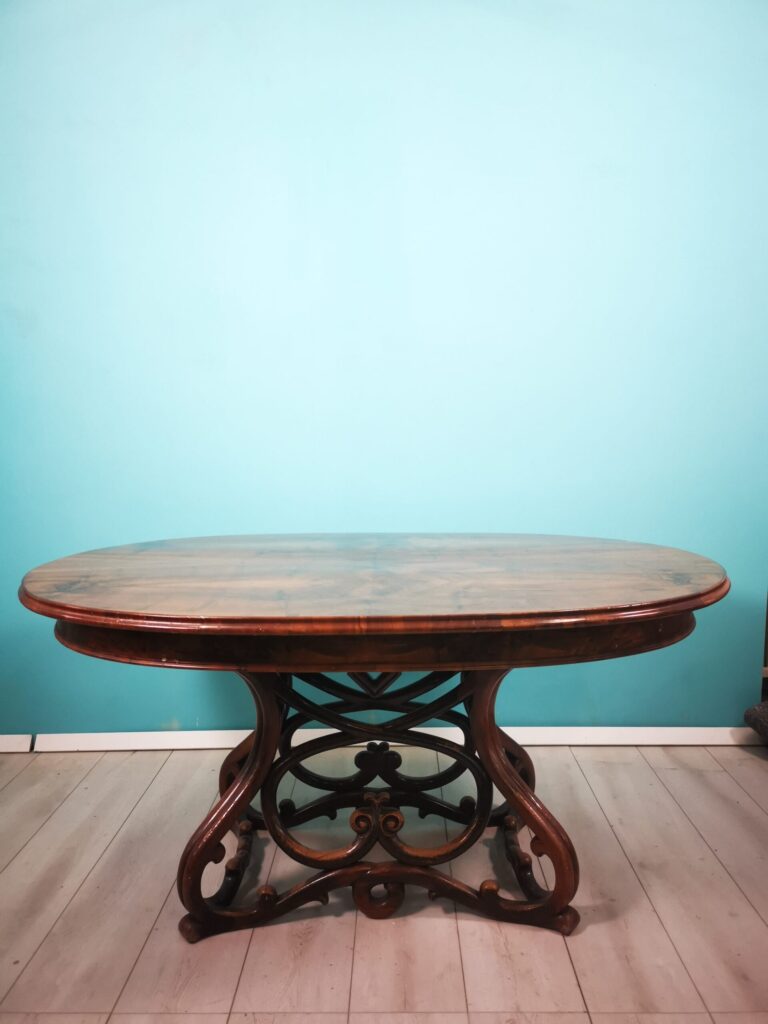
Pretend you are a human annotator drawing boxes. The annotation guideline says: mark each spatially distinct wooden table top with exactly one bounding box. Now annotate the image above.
[19,534,729,636]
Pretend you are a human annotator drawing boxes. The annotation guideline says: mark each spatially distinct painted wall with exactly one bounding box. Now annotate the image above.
[1,0,766,736]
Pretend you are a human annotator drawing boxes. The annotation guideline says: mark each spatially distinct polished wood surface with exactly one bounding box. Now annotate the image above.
[53,612,697,672]
[20,533,729,635]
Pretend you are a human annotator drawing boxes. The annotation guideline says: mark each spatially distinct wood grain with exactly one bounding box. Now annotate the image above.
[0,752,103,872]
[20,534,728,635]
[711,1015,768,1024]
[1,751,220,1013]
[643,747,723,771]
[642,746,768,924]
[590,1015,711,1024]
[707,746,768,813]
[111,1016,226,1024]
[532,747,705,1012]
[231,1015,347,1024]
[0,1015,108,1024]
[116,774,290,1015]
[0,752,168,1001]
[350,1014,469,1024]
[51,612,700,672]
[348,748,467,1014]
[0,755,36,793]
[113,857,251,1015]
[574,747,768,1011]
[468,1016,591,1024]
[2,748,766,1018]
[439,754,584,1012]
[231,750,357,1014]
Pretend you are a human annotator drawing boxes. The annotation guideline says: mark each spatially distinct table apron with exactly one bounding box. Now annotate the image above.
[53,612,696,672]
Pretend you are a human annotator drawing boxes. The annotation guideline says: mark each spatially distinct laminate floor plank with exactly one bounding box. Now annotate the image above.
[574,746,768,1011]
[116,768,294,1015]
[2,750,221,1013]
[711,1014,768,1024]
[4,743,766,1018]
[111,1015,226,1024]
[0,1015,107,1024]
[642,747,723,771]
[231,1015,347,1024]
[454,908,584,1013]
[232,749,359,1015]
[707,746,768,813]
[0,751,168,1002]
[0,755,37,793]
[440,750,584,1013]
[468,1015,591,1024]
[350,1014,469,1024]
[0,752,103,871]
[641,746,768,924]
[231,1014,347,1024]
[349,747,467,1015]
[532,747,704,1012]
[350,890,466,1014]
[590,1015,712,1024]
[111,876,250,1015]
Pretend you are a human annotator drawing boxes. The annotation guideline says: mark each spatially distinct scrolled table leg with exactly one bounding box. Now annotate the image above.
[467,669,580,935]
[218,730,256,796]
[177,672,283,941]
[218,728,268,834]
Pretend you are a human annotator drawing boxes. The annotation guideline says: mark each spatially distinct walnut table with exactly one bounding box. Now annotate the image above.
[19,533,729,941]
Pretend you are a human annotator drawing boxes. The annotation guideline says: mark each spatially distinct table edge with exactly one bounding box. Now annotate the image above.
[18,576,731,636]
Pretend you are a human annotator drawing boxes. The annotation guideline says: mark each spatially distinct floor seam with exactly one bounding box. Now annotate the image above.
[436,749,471,1018]
[344,894,359,1022]
[227,770,298,1019]
[111,753,270,1022]
[530,791,589,1016]
[569,745,712,1015]
[0,752,39,795]
[106,875,189,1016]
[0,751,107,878]
[0,749,172,1011]
[706,746,768,816]
[638,745,768,929]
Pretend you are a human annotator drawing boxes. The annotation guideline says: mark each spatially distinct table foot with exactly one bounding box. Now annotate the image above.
[176,668,580,941]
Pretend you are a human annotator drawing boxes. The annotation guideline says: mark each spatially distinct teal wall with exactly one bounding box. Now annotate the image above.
[1,0,766,736]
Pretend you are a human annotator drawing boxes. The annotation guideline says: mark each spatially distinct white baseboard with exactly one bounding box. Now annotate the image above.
[31,725,762,752]
[0,735,33,753]
[422,726,762,747]
[33,728,334,752]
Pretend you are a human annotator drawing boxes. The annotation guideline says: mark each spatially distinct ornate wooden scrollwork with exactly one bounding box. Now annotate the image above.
[468,669,579,932]
[177,672,283,939]
[177,667,580,942]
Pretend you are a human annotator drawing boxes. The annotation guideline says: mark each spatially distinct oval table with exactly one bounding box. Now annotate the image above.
[19,533,729,942]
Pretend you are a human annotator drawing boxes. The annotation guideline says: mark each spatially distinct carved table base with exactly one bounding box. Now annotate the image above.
[177,668,580,941]
[21,534,720,945]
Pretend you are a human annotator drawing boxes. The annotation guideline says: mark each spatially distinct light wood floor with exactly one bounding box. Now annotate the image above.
[1,744,768,1024]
